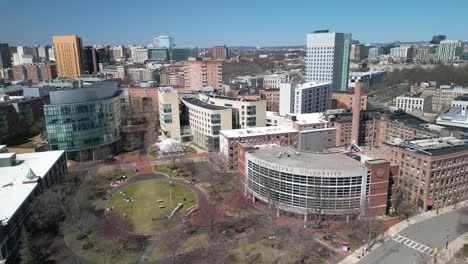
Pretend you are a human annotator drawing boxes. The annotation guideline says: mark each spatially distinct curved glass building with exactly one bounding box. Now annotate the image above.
[44,81,121,160]
[241,145,371,216]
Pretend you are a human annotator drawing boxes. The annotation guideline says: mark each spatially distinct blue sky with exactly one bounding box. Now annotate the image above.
[2,0,467,47]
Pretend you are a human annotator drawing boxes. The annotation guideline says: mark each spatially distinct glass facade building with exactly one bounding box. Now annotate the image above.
[172,46,198,61]
[148,48,169,61]
[44,81,122,160]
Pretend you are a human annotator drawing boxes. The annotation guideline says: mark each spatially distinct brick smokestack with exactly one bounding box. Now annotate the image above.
[351,82,362,145]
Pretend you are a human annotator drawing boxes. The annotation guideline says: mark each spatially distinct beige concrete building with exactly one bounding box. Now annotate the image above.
[199,94,266,129]
[52,35,83,78]
[181,97,232,151]
[396,92,433,113]
[184,58,222,91]
[158,87,182,141]
[432,85,468,112]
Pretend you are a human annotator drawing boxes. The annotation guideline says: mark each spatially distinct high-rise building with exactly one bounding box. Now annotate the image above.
[0,43,12,69]
[52,35,83,78]
[390,46,413,58]
[430,35,447,44]
[148,48,169,61]
[306,30,351,91]
[212,45,229,59]
[350,44,365,61]
[172,46,198,61]
[438,40,463,61]
[82,46,95,74]
[153,35,174,49]
[110,45,126,62]
[279,82,332,115]
[37,45,50,61]
[25,64,41,84]
[183,58,222,90]
[39,63,57,81]
[131,48,148,63]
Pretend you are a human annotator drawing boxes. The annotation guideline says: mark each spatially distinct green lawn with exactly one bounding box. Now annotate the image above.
[184,146,197,154]
[107,180,197,234]
[154,166,192,181]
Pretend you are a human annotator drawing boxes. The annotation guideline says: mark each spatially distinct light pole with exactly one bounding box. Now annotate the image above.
[362,240,366,256]
[445,231,449,249]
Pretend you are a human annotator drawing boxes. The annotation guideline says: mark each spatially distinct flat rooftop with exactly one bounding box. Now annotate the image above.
[453,95,468,102]
[246,145,363,174]
[267,111,328,124]
[220,126,297,138]
[385,137,468,156]
[206,94,259,102]
[0,150,64,225]
[182,97,228,110]
[296,82,332,90]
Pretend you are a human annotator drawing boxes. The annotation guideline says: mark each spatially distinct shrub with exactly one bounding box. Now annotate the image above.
[82,240,95,250]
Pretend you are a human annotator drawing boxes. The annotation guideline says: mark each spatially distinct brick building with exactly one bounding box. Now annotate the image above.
[25,64,41,84]
[183,58,222,90]
[128,86,159,111]
[39,64,57,81]
[331,90,368,110]
[381,137,468,210]
[260,89,280,112]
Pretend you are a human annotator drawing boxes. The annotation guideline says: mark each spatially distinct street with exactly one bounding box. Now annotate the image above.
[359,207,468,264]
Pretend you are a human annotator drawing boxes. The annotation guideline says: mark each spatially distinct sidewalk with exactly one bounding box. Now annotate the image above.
[339,201,468,264]
[438,232,468,264]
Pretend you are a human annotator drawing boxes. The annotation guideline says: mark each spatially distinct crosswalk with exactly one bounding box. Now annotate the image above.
[392,235,436,256]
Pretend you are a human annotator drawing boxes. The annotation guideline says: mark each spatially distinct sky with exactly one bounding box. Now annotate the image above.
[2,0,467,47]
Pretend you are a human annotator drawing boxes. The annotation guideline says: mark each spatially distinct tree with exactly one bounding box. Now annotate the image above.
[19,228,48,264]
[160,223,182,264]
[95,236,124,264]
[393,188,415,219]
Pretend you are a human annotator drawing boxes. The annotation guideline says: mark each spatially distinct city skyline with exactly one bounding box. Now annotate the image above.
[2,0,468,47]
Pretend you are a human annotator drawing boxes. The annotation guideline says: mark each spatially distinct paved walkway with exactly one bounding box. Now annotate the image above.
[438,232,468,264]
[339,201,468,264]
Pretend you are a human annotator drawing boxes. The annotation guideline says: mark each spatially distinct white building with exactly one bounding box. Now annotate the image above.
[153,35,174,49]
[110,45,126,62]
[131,48,149,63]
[12,53,33,65]
[396,92,433,113]
[48,47,55,62]
[158,87,182,141]
[438,40,462,61]
[0,149,67,263]
[279,82,332,115]
[305,30,351,91]
[389,46,413,58]
[127,68,154,83]
[263,73,289,89]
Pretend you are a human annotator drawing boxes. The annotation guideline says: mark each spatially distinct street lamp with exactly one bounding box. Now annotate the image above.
[362,240,366,256]
[445,231,449,249]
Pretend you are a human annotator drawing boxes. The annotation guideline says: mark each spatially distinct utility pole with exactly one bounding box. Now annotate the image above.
[445,231,449,249]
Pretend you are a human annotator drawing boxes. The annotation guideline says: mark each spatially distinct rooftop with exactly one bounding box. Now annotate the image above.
[205,94,260,102]
[385,136,468,156]
[296,82,332,90]
[158,86,177,94]
[181,97,228,110]
[267,111,328,124]
[245,145,363,175]
[397,92,432,99]
[220,126,297,138]
[453,95,468,102]
[0,150,64,225]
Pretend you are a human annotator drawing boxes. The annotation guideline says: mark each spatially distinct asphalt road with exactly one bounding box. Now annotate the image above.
[359,207,468,264]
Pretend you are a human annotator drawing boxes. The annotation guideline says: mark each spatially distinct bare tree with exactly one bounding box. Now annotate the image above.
[160,223,182,264]
[95,236,124,264]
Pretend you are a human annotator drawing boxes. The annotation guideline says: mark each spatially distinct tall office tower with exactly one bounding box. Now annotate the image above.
[212,45,229,59]
[110,45,126,61]
[0,43,12,69]
[52,35,83,78]
[183,58,222,90]
[82,46,95,74]
[37,45,50,61]
[306,30,351,91]
[438,40,463,61]
[153,35,173,49]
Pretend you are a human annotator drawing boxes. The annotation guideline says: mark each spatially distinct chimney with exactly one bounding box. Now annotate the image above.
[350,82,362,145]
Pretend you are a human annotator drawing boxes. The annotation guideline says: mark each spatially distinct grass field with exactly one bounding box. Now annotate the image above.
[7,135,37,148]
[184,146,197,154]
[154,166,192,181]
[107,180,197,234]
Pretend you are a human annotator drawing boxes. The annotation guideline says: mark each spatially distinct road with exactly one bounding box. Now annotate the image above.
[359,207,468,264]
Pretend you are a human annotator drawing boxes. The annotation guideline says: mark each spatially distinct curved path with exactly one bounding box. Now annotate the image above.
[95,172,209,241]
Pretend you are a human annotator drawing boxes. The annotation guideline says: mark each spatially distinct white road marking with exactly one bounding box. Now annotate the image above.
[392,235,436,256]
